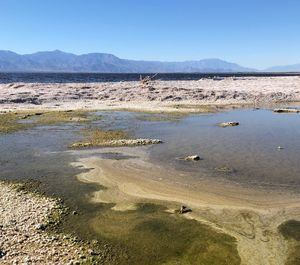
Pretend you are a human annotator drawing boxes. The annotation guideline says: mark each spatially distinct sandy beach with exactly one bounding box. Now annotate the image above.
[1,76,300,111]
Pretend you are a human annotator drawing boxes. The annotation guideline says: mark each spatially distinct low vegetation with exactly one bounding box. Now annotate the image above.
[0,112,32,133]
[35,110,97,124]
[0,110,98,134]
[70,128,130,148]
[171,104,218,113]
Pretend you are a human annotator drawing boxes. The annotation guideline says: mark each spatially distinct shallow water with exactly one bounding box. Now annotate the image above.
[134,109,300,192]
[1,108,300,264]
[1,108,300,196]
[1,72,298,83]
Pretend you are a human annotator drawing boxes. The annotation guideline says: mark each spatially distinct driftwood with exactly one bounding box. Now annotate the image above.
[140,73,158,87]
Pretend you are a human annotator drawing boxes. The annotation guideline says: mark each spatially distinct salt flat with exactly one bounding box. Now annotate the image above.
[1,76,299,111]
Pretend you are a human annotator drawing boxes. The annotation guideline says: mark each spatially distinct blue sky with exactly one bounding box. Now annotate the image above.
[0,0,299,69]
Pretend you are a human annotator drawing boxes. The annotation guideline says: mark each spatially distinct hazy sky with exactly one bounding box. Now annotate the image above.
[0,0,299,69]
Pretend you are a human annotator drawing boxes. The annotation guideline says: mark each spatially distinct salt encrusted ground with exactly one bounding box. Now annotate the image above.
[0,76,299,111]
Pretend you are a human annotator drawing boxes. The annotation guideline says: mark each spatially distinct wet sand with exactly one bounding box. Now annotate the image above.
[1,76,300,112]
[72,147,300,265]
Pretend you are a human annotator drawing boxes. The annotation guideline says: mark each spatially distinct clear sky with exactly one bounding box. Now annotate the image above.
[0,0,299,69]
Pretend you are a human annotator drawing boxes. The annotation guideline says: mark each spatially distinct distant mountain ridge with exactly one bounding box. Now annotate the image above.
[0,50,255,73]
[265,63,300,72]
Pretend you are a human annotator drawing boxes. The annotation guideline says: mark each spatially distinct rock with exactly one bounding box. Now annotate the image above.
[179,205,192,214]
[184,155,200,161]
[0,250,6,258]
[219,121,239,127]
[273,108,300,113]
[88,249,98,255]
[35,223,47,231]
[72,211,78,215]
[70,142,92,148]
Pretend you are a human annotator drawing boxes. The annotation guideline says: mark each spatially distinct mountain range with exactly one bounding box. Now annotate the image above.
[0,50,255,73]
[0,50,299,73]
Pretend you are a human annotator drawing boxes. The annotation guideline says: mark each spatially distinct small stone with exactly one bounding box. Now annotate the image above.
[0,250,6,258]
[35,223,46,230]
[179,205,192,214]
[88,249,98,255]
[184,155,200,161]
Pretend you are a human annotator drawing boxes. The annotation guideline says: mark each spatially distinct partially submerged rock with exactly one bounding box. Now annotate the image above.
[273,108,300,113]
[106,138,162,146]
[70,138,162,148]
[184,155,200,161]
[70,142,93,148]
[219,121,240,127]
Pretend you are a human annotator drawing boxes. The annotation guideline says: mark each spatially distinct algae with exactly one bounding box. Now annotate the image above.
[0,112,32,133]
[60,202,241,265]
[0,110,99,134]
[278,220,300,265]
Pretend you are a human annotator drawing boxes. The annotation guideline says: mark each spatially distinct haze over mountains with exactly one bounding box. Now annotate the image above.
[265,64,300,72]
[0,50,298,73]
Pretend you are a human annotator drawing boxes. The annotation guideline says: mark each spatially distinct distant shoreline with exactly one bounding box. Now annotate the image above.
[0,72,300,84]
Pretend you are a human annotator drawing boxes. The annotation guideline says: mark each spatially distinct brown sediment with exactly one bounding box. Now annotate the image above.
[72,147,300,265]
